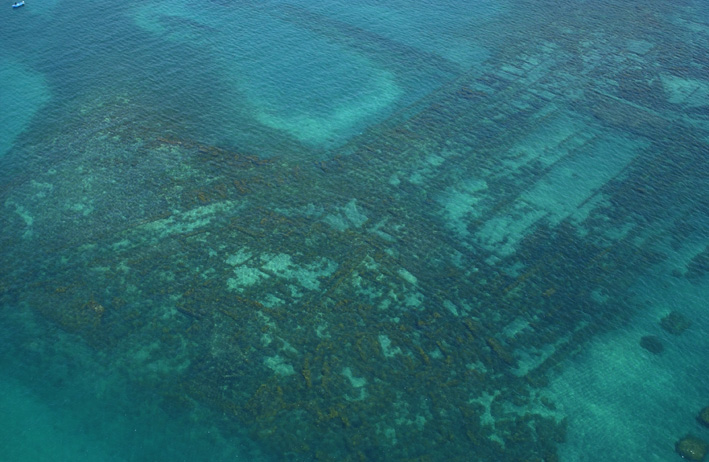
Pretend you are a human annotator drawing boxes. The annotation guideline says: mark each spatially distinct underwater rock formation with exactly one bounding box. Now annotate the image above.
[660,311,692,335]
[675,435,708,461]
[639,335,664,354]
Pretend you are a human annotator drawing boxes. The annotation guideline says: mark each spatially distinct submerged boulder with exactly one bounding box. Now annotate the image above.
[698,407,709,428]
[660,311,692,335]
[639,335,664,354]
[676,435,708,461]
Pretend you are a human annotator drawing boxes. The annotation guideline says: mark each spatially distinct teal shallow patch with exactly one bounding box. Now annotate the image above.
[0,59,50,158]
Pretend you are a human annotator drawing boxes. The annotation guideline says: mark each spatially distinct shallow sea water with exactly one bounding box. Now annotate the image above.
[1,0,708,460]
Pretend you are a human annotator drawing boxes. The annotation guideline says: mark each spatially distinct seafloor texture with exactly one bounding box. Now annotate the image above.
[1,0,708,461]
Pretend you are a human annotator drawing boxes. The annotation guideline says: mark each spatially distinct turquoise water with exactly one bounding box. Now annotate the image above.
[1,0,708,460]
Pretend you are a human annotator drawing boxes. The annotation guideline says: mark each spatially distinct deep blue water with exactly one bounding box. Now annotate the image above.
[1,0,708,460]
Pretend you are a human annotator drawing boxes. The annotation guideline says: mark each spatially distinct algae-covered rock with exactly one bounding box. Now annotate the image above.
[676,435,708,461]
[698,407,709,428]
[660,311,692,335]
[639,335,664,354]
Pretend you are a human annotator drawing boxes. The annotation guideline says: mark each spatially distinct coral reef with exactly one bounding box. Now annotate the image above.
[660,311,692,335]
[639,335,664,354]
[2,0,708,458]
[698,407,709,428]
[676,435,708,461]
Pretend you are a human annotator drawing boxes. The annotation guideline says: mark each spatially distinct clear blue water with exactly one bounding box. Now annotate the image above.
[1,0,708,460]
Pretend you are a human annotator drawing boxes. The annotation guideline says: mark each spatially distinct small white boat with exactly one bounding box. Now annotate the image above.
[12,1,25,7]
